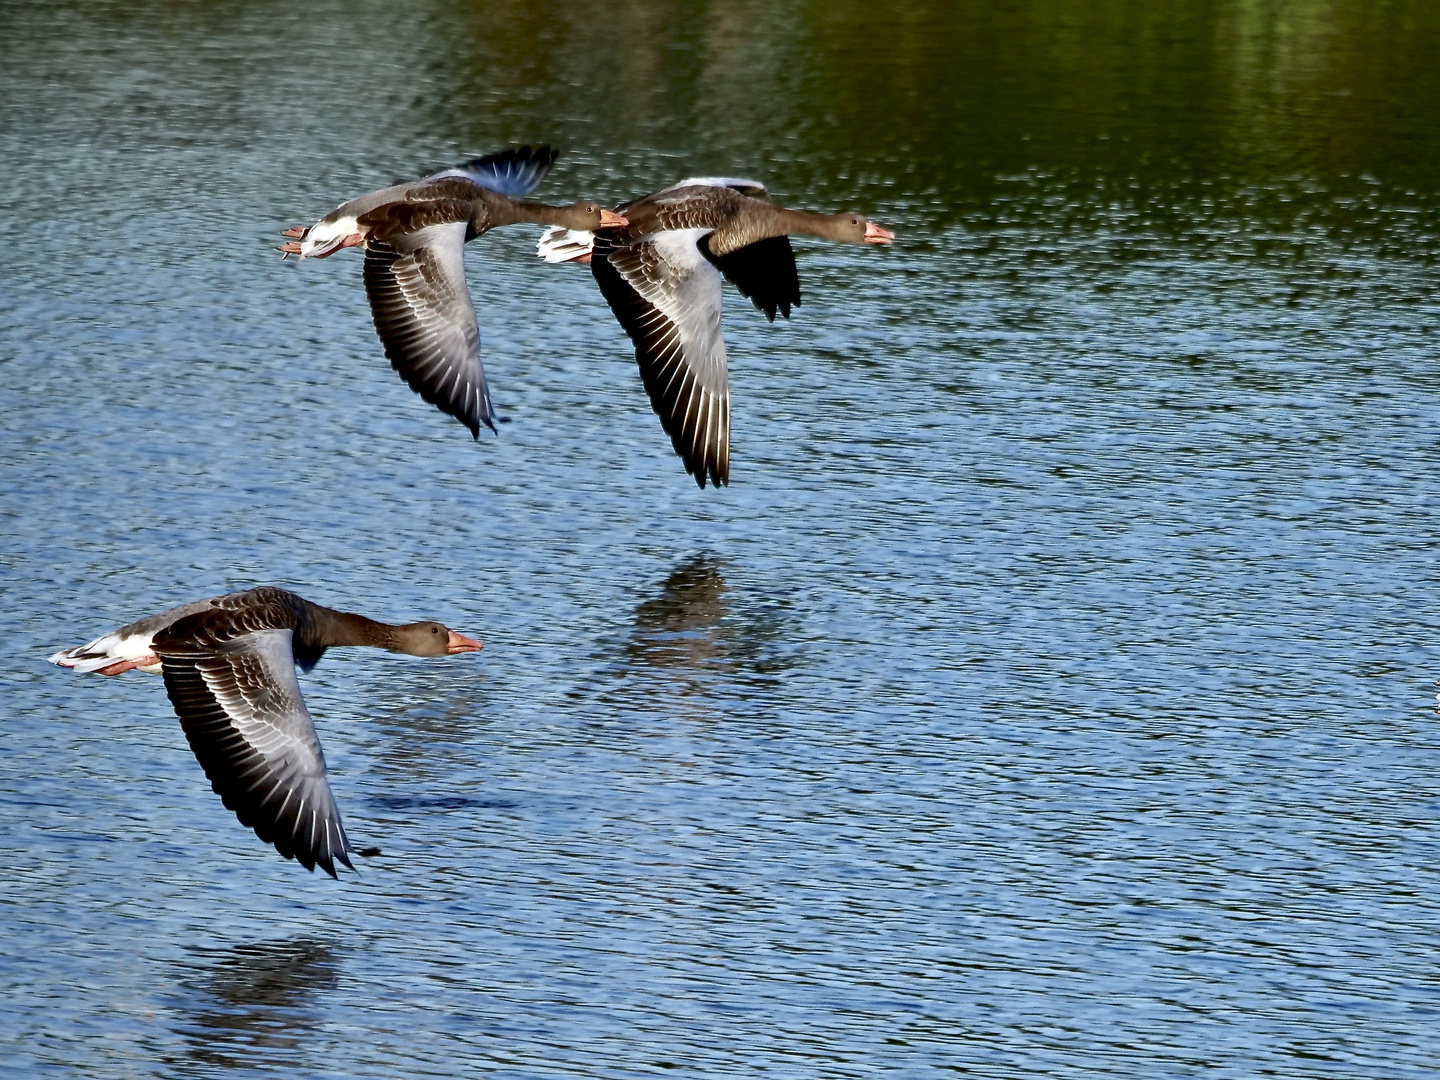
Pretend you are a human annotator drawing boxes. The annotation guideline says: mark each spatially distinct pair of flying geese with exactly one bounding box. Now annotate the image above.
[279,144,894,488]
[49,147,894,877]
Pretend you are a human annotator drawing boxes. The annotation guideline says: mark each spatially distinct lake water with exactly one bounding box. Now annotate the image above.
[2,1,1439,1076]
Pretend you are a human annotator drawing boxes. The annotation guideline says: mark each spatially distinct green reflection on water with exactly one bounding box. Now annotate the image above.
[399,0,1440,232]
[6,0,1439,245]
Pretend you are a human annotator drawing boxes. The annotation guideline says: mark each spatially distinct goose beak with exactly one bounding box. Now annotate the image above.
[599,209,629,228]
[446,631,483,655]
[863,222,895,245]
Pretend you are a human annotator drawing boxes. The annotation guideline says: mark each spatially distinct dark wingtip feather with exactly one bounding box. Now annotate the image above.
[701,234,800,327]
[464,410,498,438]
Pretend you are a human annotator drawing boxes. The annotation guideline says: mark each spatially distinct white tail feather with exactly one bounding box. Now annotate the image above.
[300,215,359,259]
[48,631,162,674]
[536,227,595,263]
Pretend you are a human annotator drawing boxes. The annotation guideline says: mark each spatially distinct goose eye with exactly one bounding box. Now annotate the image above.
[431,626,440,634]
[851,217,860,225]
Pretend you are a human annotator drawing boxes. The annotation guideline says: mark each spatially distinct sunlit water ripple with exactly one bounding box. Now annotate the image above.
[2,1,1439,1077]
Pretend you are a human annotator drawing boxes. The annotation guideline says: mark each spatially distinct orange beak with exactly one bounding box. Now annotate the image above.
[446,631,483,655]
[599,209,629,228]
[863,222,895,245]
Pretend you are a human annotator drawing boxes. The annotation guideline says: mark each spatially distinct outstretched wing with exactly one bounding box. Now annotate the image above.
[362,220,495,438]
[662,176,770,200]
[155,615,353,878]
[433,145,558,198]
[593,229,730,488]
[700,233,800,322]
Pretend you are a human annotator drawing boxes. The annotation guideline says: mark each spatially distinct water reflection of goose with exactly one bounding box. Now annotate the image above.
[621,557,804,700]
[538,177,894,487]
[626,556,732,674]
[173,938,337,1069]
[279,146,625,438]
[48,586,481,876]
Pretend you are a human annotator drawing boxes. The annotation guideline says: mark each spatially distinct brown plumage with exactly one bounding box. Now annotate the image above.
[49,586,482,878]
[619,185,880,256]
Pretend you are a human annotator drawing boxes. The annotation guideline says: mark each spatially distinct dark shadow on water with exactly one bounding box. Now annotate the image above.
[164,937,339,1075]
[368,794,519,811]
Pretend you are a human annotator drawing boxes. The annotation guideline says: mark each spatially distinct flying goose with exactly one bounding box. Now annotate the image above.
[281,146,627,438]
[537,176,894,487]
[49,586,482,877]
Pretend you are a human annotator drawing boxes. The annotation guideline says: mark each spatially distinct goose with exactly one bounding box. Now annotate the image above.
[536,177,894,488]
[280,146,627,438]
[48,586,482,877]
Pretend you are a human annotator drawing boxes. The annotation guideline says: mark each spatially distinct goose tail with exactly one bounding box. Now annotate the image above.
[536,227,595,264]
[48,633,162,674]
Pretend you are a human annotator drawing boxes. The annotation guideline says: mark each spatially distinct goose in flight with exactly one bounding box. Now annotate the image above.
[281,146,627,438]
[537,176,893,487]
[49,586,482,877]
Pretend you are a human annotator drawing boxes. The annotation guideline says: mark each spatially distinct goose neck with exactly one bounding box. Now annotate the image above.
[309,608,396,650]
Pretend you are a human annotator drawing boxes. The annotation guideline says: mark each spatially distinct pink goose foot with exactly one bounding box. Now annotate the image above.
[95,655,160,676]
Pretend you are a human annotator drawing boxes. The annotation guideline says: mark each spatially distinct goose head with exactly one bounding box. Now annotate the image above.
[552,202,629,232]
[801,212,891,245]
[390,622,484,657]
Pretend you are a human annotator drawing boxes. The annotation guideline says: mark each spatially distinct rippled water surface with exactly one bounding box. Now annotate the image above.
[3,1,1440,1076]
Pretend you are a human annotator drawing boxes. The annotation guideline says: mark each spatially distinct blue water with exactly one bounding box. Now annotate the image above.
[3,1,1440,1076]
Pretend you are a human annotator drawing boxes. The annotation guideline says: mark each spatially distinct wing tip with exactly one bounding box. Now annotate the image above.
[450,144,559,197]
[687,467,729,490]
[461,405,496,439]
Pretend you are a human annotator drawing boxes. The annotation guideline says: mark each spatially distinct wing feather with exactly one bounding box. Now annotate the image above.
[362,221,495,438]
[154,618,353,878]
[662,176,770,200]
[591,229,731,488]
[700,234,800,322]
